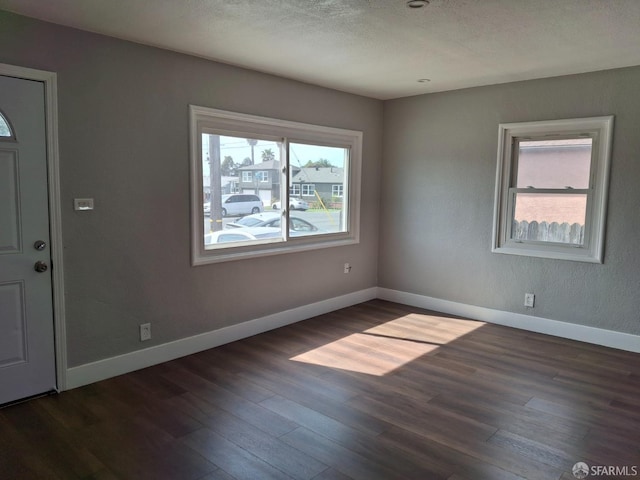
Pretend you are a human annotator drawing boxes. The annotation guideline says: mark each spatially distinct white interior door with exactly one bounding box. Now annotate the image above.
[0,74,56,404]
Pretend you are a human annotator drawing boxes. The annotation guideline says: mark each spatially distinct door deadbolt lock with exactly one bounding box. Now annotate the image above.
[34,261,48,273]
[34,240,47,251]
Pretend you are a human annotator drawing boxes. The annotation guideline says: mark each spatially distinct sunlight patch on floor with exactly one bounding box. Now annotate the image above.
[290,313,485,376]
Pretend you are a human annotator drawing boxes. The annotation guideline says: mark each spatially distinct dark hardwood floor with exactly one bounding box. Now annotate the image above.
[2,300,639,480]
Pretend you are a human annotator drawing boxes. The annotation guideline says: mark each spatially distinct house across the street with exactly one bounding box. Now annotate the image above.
[237,162,345,207]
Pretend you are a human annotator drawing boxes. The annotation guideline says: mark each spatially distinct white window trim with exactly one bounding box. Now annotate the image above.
[242,171,252,182]
[190,105,362,265]
[492,116,613,263]
[332,184,344,197]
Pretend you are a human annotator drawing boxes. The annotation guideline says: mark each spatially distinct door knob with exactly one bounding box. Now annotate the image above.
[34,261,48,273]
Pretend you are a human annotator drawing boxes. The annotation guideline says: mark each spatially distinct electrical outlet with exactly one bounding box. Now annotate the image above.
[140,323,151,341]
[344,263,352,274]
[524,293,535,308]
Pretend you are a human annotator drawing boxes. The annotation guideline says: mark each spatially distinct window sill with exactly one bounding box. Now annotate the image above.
[192,233,359,266]
[492,242,603,263]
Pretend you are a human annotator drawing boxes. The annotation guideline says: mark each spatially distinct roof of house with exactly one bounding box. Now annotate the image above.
[237,160,282,171]
[292,167,344,184]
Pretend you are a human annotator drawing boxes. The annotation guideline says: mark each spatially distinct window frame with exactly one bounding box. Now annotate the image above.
[332,184,344,198]
[190,105,362,265]
[492,116,614,263]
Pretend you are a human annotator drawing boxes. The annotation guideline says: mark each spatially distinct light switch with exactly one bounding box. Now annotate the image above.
[74,198,94,211]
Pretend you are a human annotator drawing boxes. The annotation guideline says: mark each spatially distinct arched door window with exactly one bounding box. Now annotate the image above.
[0,110,15,139]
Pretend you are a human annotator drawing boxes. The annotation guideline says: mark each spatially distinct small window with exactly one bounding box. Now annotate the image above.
[332,185,344,197]
[190,106,362,265]
[0,110,14,139]
[301,184,315,196]
[493,116,613,263]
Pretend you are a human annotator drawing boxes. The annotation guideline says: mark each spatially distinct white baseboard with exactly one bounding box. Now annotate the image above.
[378,288,640,354]
[65,287,378,390]
[66,285,638,390]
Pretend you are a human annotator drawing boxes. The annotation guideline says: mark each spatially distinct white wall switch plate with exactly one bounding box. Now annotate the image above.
[74,198,94,211]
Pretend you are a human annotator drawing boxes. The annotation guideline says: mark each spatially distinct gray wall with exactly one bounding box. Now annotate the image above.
[381,67,640,335]
[0,11,383,367]
[1,10,637,371]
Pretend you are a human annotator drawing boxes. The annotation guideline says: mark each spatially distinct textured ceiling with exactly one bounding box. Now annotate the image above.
[2,0,640,99]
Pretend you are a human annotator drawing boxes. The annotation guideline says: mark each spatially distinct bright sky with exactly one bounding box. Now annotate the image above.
[202,135,346,170]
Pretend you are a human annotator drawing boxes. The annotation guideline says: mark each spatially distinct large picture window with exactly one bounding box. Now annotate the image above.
[190,106,362,265]
[492,116,613,263]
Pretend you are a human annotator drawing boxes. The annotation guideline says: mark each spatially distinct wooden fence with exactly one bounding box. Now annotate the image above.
[512,220,584,245]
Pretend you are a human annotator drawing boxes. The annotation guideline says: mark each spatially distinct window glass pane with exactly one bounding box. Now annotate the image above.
[516,138,592,189]
[202,133,282,248]
[289,142,349,236]
[512,192,587,245]
[0,111,12,137]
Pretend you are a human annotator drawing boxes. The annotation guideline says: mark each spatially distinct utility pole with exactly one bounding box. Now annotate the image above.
[247,138,258,195]
[247,139,257,164]
[209,135,223,232]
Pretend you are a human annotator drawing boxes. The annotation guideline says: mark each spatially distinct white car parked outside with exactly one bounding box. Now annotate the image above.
[272,197,309,211]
